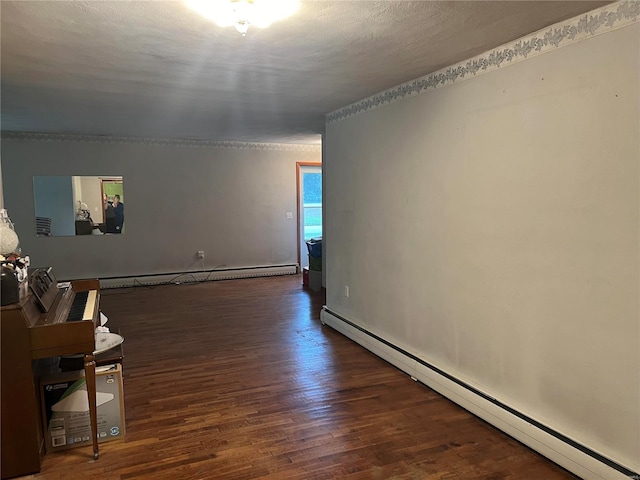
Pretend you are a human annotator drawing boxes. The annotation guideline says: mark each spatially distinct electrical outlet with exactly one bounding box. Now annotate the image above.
[197,250,205,258]
[344,285,349,298]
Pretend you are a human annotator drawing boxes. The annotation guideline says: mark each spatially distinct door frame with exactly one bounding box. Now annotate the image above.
[296,162,322,269]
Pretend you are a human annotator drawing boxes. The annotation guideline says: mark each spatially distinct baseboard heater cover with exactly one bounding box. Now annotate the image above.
[320,306,638,480]
[99,264,298,289]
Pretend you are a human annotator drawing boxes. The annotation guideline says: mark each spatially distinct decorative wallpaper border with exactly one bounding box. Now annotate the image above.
[327,0,640,124]
[0,132,322,153]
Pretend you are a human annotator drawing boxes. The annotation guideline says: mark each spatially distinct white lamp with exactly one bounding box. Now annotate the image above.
[186,0,300,35]
[0,209,21,305]
[0,209,19,257]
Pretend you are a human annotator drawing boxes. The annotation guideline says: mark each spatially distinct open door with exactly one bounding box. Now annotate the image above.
[101,178,125,234]
[297,162,322,269]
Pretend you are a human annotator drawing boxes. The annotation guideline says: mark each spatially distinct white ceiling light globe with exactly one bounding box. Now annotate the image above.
[186,0,299,34]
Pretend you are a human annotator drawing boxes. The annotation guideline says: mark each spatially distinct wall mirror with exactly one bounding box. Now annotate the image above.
[33,176,125,236]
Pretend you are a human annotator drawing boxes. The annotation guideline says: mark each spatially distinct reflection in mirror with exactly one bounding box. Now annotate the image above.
[33,176,124,236]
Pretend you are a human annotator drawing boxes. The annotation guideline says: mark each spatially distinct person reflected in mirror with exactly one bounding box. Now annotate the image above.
[104,193,117,233]
[113,194,124,234]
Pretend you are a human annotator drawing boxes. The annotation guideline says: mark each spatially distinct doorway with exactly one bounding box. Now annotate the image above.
[297,163,322,269]
[101,178,125,234]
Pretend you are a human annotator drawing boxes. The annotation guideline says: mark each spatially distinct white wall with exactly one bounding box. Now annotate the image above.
[76,176,104,222]
[1,137,320,279]
[325,10,638,475]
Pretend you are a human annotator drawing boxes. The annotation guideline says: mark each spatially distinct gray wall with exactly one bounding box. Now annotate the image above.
[325,15,638,474]
[2,138,320,279]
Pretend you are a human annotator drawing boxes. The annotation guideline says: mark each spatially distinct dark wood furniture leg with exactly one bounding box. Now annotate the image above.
[83,353,99,460]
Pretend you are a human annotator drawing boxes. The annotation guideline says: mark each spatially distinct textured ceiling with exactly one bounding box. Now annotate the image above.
[1,1,611,144]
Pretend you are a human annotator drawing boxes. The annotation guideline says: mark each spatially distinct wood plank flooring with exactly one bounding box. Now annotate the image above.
[25,275,579,479]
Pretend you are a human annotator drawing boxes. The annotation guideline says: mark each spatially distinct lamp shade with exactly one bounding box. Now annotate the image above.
[0,209,20,256]
[0,223,19,256]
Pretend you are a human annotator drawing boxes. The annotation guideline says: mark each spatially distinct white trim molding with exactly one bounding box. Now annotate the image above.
[320,307,639,480]
[0,132,322,152]
[98,264,298,289]
[327,1,640,124]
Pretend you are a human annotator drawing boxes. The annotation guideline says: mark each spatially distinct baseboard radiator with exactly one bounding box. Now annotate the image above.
[320,307,638,480]
[99,264,298,289]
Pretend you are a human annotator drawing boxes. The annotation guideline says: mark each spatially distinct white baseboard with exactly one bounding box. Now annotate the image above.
[99,264,298,289]
[320,307,637,480]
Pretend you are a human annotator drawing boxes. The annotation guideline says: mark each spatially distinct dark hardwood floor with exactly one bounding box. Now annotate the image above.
[26,274,579,479]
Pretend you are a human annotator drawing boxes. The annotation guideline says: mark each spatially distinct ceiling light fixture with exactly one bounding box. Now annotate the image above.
[186,0,300,36]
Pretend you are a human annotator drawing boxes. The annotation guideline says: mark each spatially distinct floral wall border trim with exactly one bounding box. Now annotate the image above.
[0,132,321,153]
[327,1,639,124]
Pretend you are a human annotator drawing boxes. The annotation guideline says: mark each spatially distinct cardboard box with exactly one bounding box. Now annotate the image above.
[40,364,125,452]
